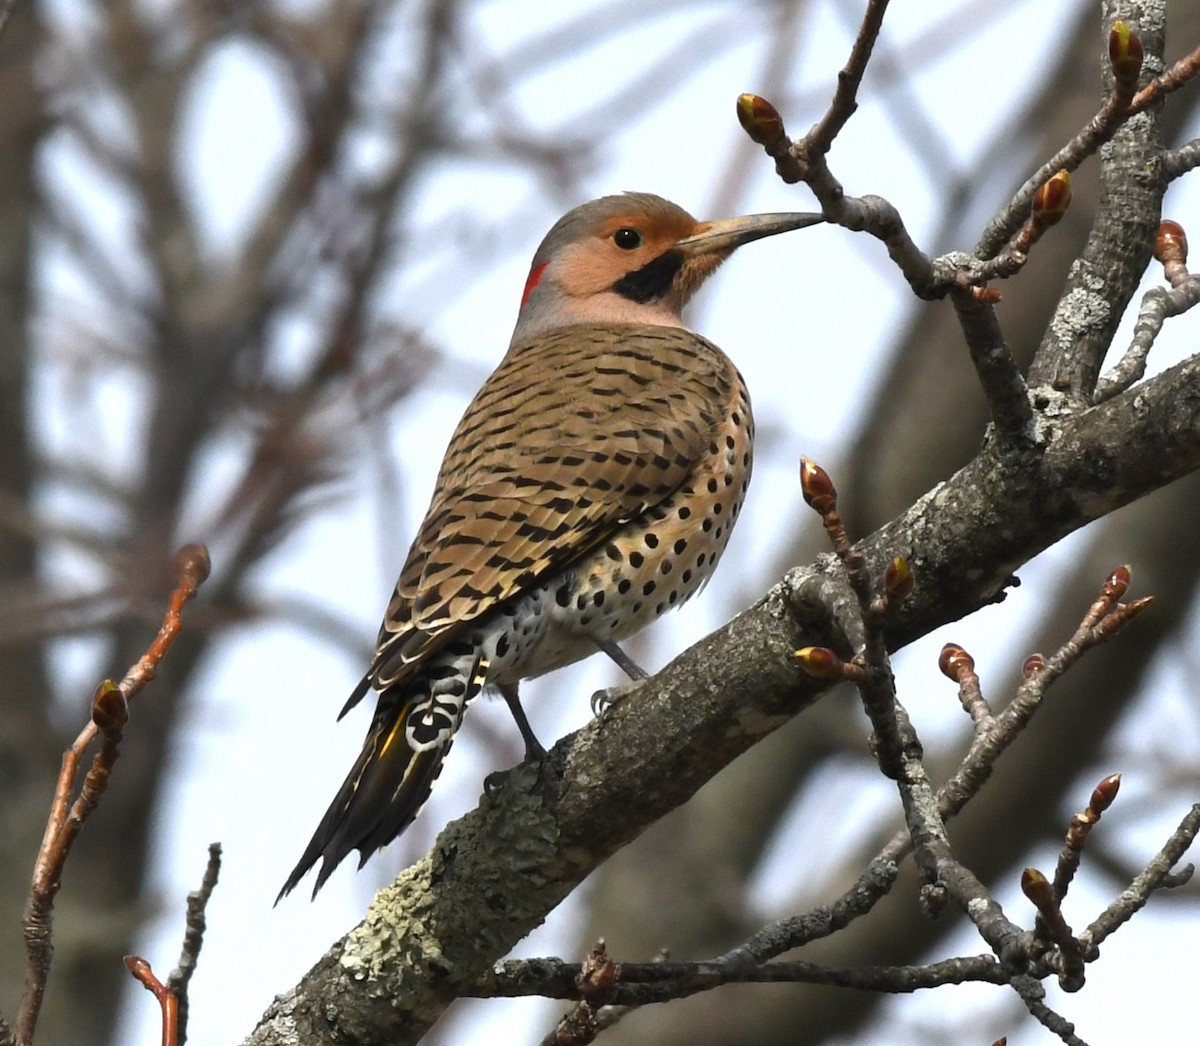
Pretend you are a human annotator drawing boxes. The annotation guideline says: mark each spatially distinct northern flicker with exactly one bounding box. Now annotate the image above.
[279,192,821,899]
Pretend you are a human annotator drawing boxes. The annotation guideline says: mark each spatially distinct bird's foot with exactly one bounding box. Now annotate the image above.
[590,677,647,717]
[483,736,547,802]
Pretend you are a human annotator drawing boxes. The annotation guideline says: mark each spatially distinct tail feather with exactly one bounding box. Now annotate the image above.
[276,705,450,902]
[279,648,490,901]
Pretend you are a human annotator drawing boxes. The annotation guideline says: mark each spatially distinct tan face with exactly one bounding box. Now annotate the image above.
[548,211,726,316]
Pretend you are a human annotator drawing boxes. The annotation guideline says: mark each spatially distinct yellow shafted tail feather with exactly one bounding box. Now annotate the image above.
[277,650,488,901]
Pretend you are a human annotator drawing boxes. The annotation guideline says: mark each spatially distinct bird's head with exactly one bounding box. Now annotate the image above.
[510,192,822,345]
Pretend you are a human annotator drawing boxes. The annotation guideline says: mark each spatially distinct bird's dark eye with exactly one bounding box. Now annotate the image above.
[613,227,642,250]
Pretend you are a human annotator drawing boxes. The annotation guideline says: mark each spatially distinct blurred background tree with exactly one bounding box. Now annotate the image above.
[0,1,1197,1044]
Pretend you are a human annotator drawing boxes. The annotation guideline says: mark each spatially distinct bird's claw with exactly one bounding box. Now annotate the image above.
[590,678,646,717]
[483,767,508,801]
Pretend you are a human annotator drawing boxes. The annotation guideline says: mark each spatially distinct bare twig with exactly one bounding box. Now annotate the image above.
[1093,279,1200,400]
[974,20,1149,261]
[1083,803,1200,949]
[124,956,179,1046]
[487,951,1008,1006]
[15,546,210,1045]
[948,286,1033,441]
[1021,868,1085,990]
[1095,220,1200,401]
[479,786,1195,1014]
[806,0,890,155]
[1127,37,1200,112]
[978,29,1200,266]
[748,567,1154,965]
[1012,974,1087,1046]
[167,843,223,1045]
[1162,136,1200,179]
[938,643,991,727]
[1052,774,1122,905]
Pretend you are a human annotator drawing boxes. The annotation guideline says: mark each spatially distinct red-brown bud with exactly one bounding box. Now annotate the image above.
[1103,564,1131,602]
[123,954,154,981]
[794,646,843,679]
[1108,21,1144,86]
[1155,220,1188,266]
[577,940,617,999]
[175,542,212,586]
[1022,653,1046,679]
[800,457,837,514]
[1090,773,1122,812]
[1032,170,1072,227]
[736,93,785,146]
[92,679,128,734]
[883,556,914,602]
[938,643,973,681]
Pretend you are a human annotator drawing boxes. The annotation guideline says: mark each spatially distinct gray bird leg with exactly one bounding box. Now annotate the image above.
[591,636,649,680]
[498,682,546,761]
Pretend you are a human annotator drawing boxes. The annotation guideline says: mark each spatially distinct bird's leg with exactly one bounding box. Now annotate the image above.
[590,637,650,716]
[592,636,650,680]
[498,682,546,761]
[484,683,546,801]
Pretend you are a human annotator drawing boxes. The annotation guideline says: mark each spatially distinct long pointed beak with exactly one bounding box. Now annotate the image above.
[675,212,824,255]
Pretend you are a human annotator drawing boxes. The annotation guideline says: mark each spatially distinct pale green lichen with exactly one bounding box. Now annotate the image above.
[338,759,559,1012]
